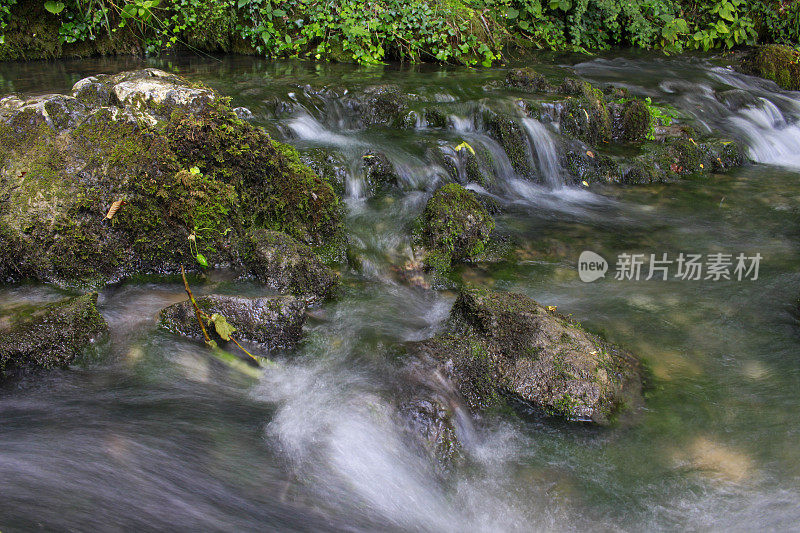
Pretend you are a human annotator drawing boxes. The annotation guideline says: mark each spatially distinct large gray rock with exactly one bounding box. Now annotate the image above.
[158,294,306,351]
[411,288,643,424]
[0,293,108,380]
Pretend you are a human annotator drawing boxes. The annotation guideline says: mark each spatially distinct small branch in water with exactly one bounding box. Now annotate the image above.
[181,264,212,344]
[180,265,265,366]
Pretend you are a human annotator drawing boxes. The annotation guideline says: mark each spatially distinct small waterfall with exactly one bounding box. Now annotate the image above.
[521,117,565,187]
[285,113,358,147]
[728,98,800,170]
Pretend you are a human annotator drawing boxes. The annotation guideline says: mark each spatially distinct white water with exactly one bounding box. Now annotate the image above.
[521,117,566,187]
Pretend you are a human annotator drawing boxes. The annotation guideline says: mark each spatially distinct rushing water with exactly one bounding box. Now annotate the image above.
[2,53,800,531]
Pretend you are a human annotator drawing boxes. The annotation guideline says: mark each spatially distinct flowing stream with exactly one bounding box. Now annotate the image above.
[2,53,800,531]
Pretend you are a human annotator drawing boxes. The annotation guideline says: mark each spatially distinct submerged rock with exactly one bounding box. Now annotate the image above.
[362,150,400,194]
[411,288,643,424]
[158,293,306,351]
[418,184,494,272]
[357,84,410,127]
[0,293,108,380]
[740,44,800,91]
[505,68,554,93]
[0,68,342,287]
[398,394,463,475]
[241,229,339,302]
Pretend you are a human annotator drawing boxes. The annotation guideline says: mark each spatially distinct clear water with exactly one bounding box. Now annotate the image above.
[1,53,800,531]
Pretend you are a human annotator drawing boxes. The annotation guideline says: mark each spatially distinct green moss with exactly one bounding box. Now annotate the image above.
[483,111,534,178]
[742,44,800,91]
[618,99,651,143]
[419,183,494,273]
[559,82,612,146]
[0,74,344,287]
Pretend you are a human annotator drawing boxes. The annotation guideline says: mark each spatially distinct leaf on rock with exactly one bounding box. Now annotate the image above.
[210,313,236,341]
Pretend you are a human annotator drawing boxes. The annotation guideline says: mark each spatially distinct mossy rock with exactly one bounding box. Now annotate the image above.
[158,294,306,351]
[300,148,349,196]
[562,135,745,185]
[615,99,651,143]
[740,44,800,91]
[0,293,108,380]
[357,84,410,127]
[419,183,495,272]
[241,229,339,302]
[410,288,643,424]
[483,110,534,178]
[0,69,343,288]
[558,82,612,146]
[362,150,400,195]
[505,68,554,93]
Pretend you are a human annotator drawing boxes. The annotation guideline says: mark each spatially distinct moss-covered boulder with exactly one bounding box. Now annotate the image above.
[0,68,342,287]
[411,288,643,423]
[740,44,800,91]
[241,229,339,301]
[0,293,108,380]
[158,294,306,351]
[362,150,400,194]
[418,184,494,272]
[615,99,651,143]
[558,82,612,146]
[483,111,534,178]
[505,68,554,93]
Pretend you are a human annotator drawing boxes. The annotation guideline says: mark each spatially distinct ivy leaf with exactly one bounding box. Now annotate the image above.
[195,253,208,267]
[44,1,65,14]
[209,313,236,341]
[506,7,519,19]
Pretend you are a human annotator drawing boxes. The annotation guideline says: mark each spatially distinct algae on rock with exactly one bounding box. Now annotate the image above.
[411,288,643,424]
[0,293,108,380]
[417,183,495,273]
[0,69,343,288]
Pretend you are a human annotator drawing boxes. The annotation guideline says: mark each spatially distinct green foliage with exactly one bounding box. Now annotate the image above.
[1,0,798,61]
[642,97,677,140]
[235,0,502,65]
[687,0,757,51]
[0,0,16,44]
[208,312,236,340]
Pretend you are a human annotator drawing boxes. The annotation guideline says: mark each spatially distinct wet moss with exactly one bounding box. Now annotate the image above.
[559,82,612,146]
[418,183,494,273]
[0,293,108,379]
[741,44,800,91]
[617,99,651,143]
[0,71,344,287]
[483,111,534,178]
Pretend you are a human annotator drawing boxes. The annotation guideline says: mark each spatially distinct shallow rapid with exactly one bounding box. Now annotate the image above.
[2,53,800,531]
